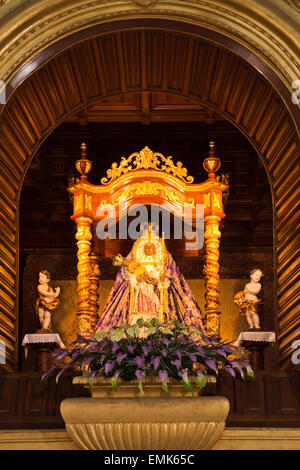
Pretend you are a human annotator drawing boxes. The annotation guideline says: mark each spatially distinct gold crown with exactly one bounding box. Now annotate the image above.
[101,146,194,185]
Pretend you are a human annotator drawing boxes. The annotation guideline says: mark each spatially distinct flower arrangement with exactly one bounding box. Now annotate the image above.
[45,318,253,395]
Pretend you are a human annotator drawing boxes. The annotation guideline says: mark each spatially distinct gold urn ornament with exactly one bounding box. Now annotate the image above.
[75,143,92,180]
[203,141,221,179]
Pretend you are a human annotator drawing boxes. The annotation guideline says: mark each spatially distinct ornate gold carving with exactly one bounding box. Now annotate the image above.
[220,173,230,205]
[84,194,92,211]
[203,193,210,208]
[184,198,195,207]
[114,180,181,204]
[75,217,94,337]
[101,147,194,185]
[75,143,92,181]
[203,142,221,179]
[204,215,221,337]
[212,192,222,210]
[74,194,83,212]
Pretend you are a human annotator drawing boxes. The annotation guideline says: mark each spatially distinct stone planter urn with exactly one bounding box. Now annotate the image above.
[60,376,230,450]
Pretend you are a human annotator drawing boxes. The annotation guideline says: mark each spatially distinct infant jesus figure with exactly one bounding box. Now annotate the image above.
[35,269,60,332]
[234,268,263,330]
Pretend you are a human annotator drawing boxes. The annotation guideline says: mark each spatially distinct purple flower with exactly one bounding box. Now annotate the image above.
[112,343,120,354]
[128,344,136,354]
[56,350,71,360]
[142,344,152,356]
[116,352,127,364]
[151,356,160,370]
[222,344,234,354]
[224,365,236,377]
[178,369,188,381]
[215,348,227,358]
[135,369,146,381]
[205,358,218,373]
[196,345,205,355]
[135,355,145,368]
[100,354,106,364]
[203,337,213,345]
[104,361,115,375]
[161,349,167,357]
[113,369,123,379]
[230,360,244,378]
[188,353,197,363]
[171,358,181,370]
[159,370,168,383]
[162,338,170,347]
[175,349,182,358]
[196,369,204,378]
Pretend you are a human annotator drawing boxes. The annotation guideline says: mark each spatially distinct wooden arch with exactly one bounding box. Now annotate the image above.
[0,22,299,371]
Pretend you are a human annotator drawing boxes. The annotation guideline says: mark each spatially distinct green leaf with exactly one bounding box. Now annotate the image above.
[247,367,255,378]
[162,382,170,394]
[183,379,194,394]
[111,328,124,342]
[145,326,157,336]
[111,378,117,391]
[136,318,144,327]
[126,327,136,337]
[150,317,159,327]
[195,375,207,390]
[180,329,190,336]
[160,327,174,335]
[193,329,204,336]
[93,330,107,341]
[88,378,95,389]
[138,381,144,396]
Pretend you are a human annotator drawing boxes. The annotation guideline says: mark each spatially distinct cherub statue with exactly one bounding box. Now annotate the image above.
[234,268,263,329]
[35,269,60,331]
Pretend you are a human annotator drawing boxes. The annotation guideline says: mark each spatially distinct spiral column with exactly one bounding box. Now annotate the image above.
[204,215,222,337]
[75,216,94,337]
[88,251,101,331]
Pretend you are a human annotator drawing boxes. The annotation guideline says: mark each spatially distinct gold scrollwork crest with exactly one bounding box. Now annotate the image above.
[101,147,194,185]
[114,181,181,204]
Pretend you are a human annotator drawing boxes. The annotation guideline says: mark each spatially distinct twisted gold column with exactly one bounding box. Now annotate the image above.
[75,216,93,337]
[204,215,221,337]
[88,252,100,330]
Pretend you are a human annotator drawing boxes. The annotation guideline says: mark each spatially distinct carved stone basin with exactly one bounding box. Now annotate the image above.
[60,376,230,450]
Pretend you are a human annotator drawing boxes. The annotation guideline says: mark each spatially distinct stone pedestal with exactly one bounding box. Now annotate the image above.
[22,333,65,374]
[236,331,276,371]
[60,376,229,450]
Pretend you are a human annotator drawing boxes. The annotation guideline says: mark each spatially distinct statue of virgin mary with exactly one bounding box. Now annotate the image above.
[95,223,205,332]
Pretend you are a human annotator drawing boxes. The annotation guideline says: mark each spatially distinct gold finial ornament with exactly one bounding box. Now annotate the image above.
[203,141,221,179]
[75,142,92,180]
[101,146,194,185]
